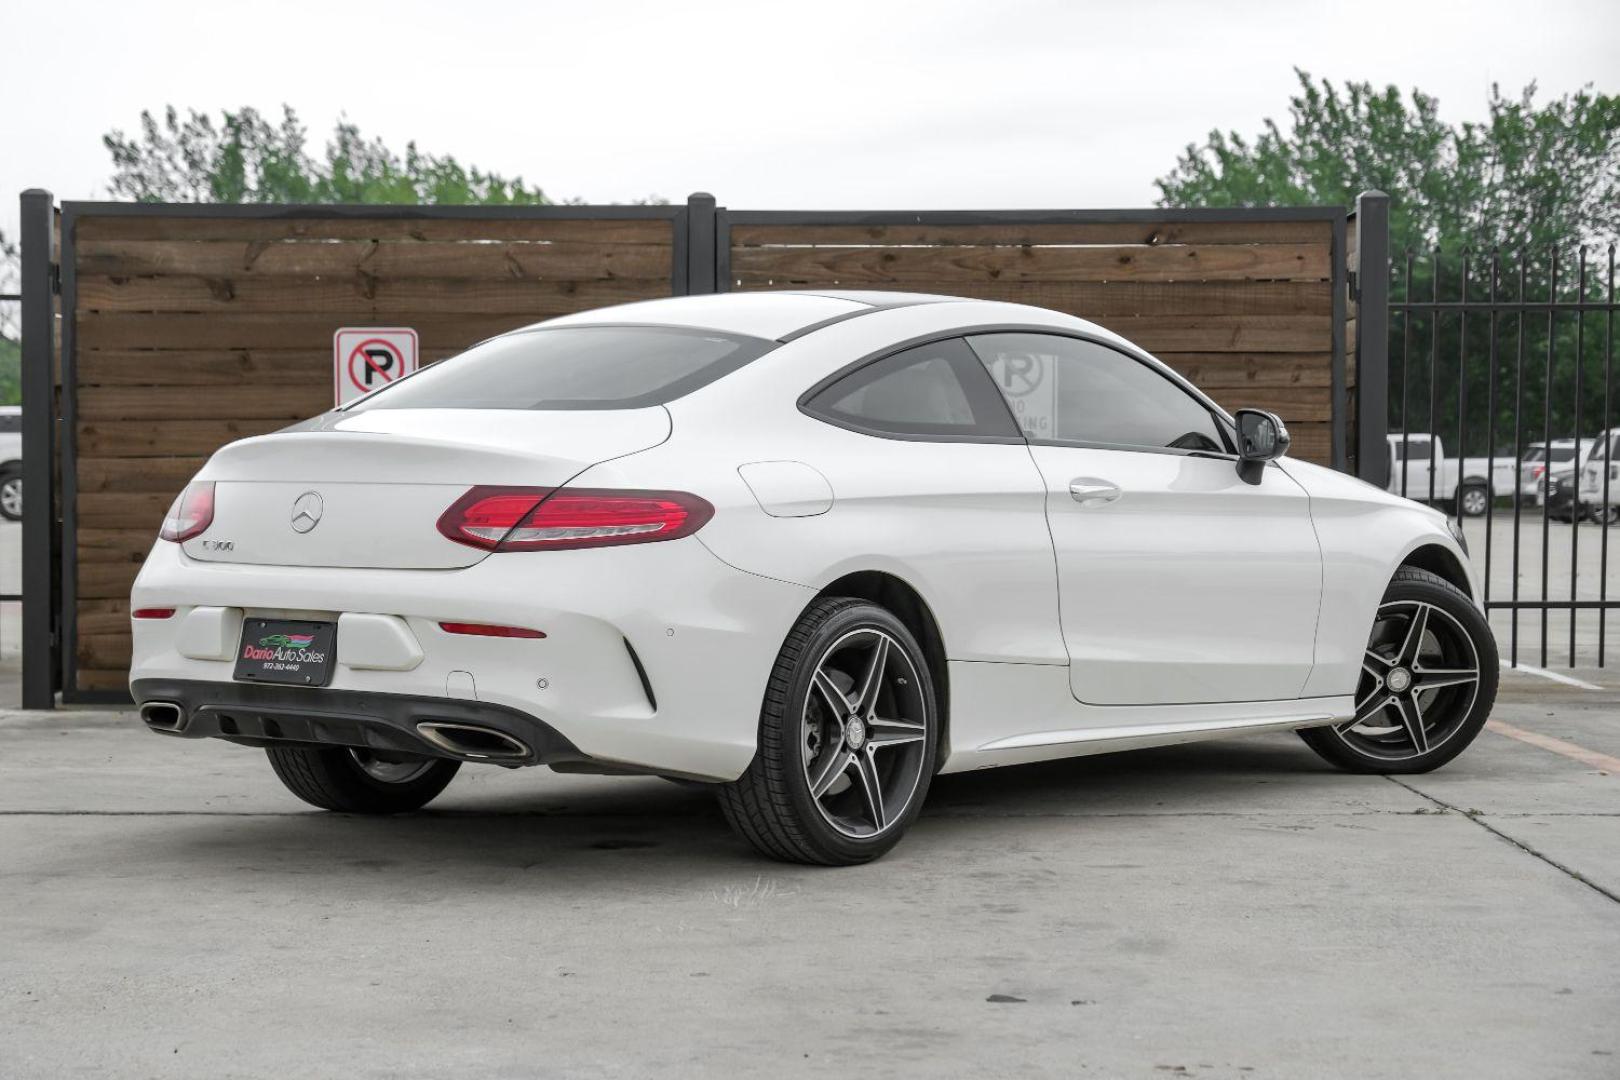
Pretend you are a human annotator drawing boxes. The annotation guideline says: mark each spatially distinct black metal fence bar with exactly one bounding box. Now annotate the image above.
[1389,240,1620,669]
[19,190,57,709]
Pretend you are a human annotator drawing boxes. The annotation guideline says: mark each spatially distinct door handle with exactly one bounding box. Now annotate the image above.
[1068,478,1121,506]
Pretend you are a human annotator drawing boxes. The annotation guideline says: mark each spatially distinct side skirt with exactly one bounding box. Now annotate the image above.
[938,659,1353,774]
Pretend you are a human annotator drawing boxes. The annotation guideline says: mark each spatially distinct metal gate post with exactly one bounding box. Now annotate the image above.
[19,189,59,709]
[1353,190,1391,489]
[685,192,718,295]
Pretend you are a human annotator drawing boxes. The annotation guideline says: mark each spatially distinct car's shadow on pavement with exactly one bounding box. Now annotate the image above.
[101,734,1351,880]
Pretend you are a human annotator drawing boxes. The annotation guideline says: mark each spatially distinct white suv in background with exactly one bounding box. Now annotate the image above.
[0,405,21,522]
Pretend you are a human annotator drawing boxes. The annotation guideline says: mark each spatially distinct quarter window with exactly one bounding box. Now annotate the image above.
[967,333,1228,454]
[804,338,1021,440]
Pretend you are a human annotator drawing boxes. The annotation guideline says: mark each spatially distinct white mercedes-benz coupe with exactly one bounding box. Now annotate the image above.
[131,291,1498,864]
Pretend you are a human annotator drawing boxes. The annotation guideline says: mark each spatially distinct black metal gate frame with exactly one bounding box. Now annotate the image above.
[20,191,1364,708]
[1386,242,1620,668]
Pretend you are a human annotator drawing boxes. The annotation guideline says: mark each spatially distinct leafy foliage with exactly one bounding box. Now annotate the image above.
[104,106,553,205]
[1156,70,1620,254]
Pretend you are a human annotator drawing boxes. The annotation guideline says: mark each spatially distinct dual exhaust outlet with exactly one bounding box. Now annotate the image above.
[138,702,531,762]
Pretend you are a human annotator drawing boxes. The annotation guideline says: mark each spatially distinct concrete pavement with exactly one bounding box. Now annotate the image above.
[2,669,1617,1079]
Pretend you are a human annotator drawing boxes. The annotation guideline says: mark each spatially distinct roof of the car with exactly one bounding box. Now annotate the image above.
[535,290,966,342]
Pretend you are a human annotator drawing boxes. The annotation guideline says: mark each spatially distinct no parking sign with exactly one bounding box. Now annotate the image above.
[334,328,419,407]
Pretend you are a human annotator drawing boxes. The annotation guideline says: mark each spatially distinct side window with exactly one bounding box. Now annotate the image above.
[967,333,1228,454]
[804,338,1021,440]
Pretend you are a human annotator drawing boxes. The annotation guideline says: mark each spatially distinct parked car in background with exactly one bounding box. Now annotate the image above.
[1578,429,1620,525]
[0,405,21,522]
[1386,433,1516,516]
[1532,438,1598,521]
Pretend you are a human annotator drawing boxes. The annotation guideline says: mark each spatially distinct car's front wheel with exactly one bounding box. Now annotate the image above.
[719,597,939,865]
[0,467,21,522]
[1591,503,1620,527]
[266,746,460,813]
[1299,567,1498,774]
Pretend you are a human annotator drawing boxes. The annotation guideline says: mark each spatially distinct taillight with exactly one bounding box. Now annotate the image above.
[437,486,714,552]
[132,608,176,620]
[160,482,215,542]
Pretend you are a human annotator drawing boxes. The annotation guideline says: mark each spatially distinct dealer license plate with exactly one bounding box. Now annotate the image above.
[233,618,337,686]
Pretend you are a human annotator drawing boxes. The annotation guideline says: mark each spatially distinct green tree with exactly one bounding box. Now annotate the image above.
[1157,72,1620,463]
[103,105,554,205]
[1156,70,1620,254]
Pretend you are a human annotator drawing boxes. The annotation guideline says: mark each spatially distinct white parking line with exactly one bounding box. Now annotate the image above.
[1501,662,1603,691]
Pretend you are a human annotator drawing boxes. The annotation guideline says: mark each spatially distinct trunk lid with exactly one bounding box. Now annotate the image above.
[183,408,669,569]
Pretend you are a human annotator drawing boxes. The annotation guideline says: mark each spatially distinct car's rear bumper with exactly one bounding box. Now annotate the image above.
[129,537,815,781]
[132,677,585,768]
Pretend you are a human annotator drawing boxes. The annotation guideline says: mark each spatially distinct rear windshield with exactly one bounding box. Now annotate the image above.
[350,326,775,412]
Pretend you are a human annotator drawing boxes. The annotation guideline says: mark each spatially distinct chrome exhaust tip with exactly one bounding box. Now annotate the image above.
[415,721,532,761]
[139,701,185,731]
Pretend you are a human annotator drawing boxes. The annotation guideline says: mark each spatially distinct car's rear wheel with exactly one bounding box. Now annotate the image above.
[1458,483,1489,517]
[266,746,460,813]
[718,597,939,865]
[1299,567,1498,774]
[1591,503,1620,527]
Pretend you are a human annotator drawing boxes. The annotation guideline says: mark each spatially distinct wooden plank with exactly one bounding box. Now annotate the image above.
[79,384,330,422]
[1160,352,1333,389]
[76,312,542,351]
[79,419,292,457]
[79,558,145,600]
[78,350,359,386]
[731,243,1332,285]
[78,456,204,493]
[79,530,160,564]
[76,668,133,692]
[729,279,1331,317]
[78,597,133,636]
[1282,422,1331,464]
[79,492,172,531]
[77,633,133,672]
[75,275,667,315]
[730,220,1334,248]
[77,239,672,282]
[78,215,673,245]
[1196,387,1332,421]
[1087,315,1332,353]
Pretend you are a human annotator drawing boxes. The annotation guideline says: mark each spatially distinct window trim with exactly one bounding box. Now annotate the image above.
[798,333,1026,445]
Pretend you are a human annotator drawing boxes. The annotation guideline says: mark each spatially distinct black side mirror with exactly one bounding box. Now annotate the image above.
[1234,408,1290,483]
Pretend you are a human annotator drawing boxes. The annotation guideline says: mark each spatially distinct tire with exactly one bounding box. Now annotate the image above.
[717,597,940,865]
[1591,504,1620,527]
[1458,483,1489,518]
[0,467,21,522]
[1299,567,1498,774]
[265,746,460,813]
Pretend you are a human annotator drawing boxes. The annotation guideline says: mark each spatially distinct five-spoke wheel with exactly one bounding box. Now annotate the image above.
[719,597,939,864]
[1300,567,1498,773]
[802,628,930,838]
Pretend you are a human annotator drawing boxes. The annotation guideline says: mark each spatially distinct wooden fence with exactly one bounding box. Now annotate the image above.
[63,206,683,692]
[32,196,1353,700]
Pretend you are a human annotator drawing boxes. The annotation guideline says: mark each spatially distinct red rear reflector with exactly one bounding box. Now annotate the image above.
[437,486,713,552]
[438,622,546,639]
[160,481,215,543]
[132,608,176,620]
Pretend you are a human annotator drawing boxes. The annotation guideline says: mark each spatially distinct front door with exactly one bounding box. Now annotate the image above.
[969,332,1322,706]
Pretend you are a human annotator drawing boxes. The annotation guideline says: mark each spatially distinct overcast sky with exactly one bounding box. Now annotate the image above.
[4,0,1619,244]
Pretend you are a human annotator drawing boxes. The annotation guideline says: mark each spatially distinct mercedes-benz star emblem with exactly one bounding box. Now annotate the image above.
[290,491,324,534]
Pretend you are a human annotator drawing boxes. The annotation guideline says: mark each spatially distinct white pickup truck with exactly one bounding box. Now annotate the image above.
[1386,432,1518,517]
